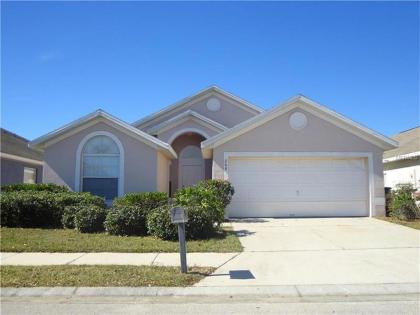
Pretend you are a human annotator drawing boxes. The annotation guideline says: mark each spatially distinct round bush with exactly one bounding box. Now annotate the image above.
[187,205,216,239]
[390,184,420,221]
[146,204,217,241]
[74,205,107,233]
[175,186,225,226]
[146,205,178,240]
[197,180,235,208]
[104,204,148,236]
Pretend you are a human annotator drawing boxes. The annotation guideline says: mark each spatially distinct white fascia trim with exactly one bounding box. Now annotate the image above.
[147,110,228,135]
[30,109,177,159]
[167,128,211,145]
[383,151,420,163]
[132,86,264,128]
[0,152,44,166]
[202,95,398,150]
[75,131,124,196]
[223,151,375,217]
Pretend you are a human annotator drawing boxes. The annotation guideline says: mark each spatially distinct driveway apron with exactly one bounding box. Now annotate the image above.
[196,218,420,287]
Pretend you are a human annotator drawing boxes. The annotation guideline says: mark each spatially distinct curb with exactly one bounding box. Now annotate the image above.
[2,283,419,298]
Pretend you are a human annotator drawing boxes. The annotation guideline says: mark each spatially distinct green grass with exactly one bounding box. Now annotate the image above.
[0,265,214,287]
[375,217,420,230]
[0,227,242,253]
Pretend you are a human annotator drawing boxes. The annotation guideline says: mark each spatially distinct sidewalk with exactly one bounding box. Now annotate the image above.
[0,252,239,268]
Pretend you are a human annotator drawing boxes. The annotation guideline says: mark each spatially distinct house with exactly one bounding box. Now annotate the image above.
[383,126,419,191]
[1,128,43,185]
[30,86,398,217]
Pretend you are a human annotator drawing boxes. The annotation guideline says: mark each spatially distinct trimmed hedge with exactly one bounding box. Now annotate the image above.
[74,205,107,233]
[0,191,105,228]
[113,192,168,210]
[390,184,420,221]
[1,183,69,193]
[62,205,80,229]
[104,204,148,236]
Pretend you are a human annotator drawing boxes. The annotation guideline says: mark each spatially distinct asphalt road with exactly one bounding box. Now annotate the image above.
[2,294,419,315]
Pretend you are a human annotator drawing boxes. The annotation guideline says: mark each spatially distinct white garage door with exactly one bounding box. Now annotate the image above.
[227,157,369,217]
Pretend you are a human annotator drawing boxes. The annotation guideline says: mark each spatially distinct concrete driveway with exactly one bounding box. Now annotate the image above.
[197,218,420,287]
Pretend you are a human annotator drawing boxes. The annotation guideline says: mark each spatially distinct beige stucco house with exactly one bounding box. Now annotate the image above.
[383,127,419,191]
[30,86,398,217]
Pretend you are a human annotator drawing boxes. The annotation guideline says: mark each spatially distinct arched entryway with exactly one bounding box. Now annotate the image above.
[168,131,211,195]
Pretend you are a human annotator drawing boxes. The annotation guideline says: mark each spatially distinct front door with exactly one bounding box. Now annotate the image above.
[178,145,204,188]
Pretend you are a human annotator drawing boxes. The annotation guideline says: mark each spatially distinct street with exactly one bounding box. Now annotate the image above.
[2,294,419,315]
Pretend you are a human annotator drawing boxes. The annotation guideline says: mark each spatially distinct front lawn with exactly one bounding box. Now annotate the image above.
[0,227,242,253]
[375,217,420,230]
[0,265,213,287]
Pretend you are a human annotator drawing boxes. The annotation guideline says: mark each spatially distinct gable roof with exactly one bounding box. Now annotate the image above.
[132,86,264,129]
[201,95,398,153]
[1,128,43,161]
[30,109,177,159]
[383,126,419,161]
[146,110,228,135]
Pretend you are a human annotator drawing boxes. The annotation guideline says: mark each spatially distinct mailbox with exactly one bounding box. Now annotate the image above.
[170,207,188,224]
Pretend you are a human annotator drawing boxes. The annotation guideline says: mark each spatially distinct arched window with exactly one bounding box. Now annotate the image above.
[81,135,120,200]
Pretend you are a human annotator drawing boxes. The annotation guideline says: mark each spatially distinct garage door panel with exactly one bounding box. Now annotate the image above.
[227,157,369,217]
[228,201,368,218]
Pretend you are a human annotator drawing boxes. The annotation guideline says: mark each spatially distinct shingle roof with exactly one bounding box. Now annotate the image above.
[383,126,420,159]
[1,128,43,161]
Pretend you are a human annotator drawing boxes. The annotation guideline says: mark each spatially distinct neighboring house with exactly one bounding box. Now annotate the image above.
[30,86,398,217]
[383,127,420,191]
[1,128,43,185]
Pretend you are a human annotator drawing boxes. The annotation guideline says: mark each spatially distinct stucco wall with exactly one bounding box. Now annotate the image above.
[212,108,386,216]
[157,152,170,193]
[157,120,219,144]
[43,122,158,193]
[1,158,43,185]
[142,95,258,131]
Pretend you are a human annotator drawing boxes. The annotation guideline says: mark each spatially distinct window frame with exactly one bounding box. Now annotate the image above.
[75,131,124,198]
[23,167,37,184]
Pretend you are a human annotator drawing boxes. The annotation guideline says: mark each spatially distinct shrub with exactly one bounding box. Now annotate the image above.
[146,204,217,241]
[1,183,69,193]
[74,205,107,233]
[197,180,235,208]
[62,205,80,229]
[0,193,19,227]
[113,192,168,211]
[0,191,105,228]
[175,185,225,226]
[390,184,420,221]
[105,204,148,236]
[146,205,178,240]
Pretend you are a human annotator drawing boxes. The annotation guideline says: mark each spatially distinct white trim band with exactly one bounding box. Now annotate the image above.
[0,152,43,166]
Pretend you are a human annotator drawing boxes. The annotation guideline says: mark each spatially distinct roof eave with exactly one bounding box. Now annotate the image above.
[132,86,264,128]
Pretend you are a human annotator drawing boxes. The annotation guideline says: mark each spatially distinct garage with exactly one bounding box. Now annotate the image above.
[201,95,398,218]
[227,156,369,217]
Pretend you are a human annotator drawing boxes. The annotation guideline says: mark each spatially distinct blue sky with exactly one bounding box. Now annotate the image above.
[1,1,419,140]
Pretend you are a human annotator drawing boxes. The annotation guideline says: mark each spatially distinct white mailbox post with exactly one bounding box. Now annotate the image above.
[170,207,188,273]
